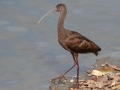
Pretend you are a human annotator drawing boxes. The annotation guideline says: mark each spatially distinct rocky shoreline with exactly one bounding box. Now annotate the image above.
[49,52,120,90]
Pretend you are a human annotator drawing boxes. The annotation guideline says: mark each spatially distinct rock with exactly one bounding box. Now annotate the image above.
[49,52,120,90]
[93,52,120,71]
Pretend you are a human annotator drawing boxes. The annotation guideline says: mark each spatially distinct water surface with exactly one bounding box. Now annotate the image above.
[0,0,120,90]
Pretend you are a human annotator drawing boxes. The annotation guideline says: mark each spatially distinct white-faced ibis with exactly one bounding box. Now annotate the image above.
[38,4,101,88]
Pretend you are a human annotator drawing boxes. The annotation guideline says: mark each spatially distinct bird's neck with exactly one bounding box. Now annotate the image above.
[57,11,66,28]
[57,10,67,39]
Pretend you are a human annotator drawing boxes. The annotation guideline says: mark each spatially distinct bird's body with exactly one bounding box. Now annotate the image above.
[58,29,101,55]
[56,4,101,56]
[38,4,101,88]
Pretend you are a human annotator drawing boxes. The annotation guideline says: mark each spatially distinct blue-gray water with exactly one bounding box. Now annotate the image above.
[0,0,120,90]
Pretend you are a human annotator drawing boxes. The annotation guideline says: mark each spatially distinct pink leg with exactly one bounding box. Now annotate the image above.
[74,54,80,88]
[57,53,77,83]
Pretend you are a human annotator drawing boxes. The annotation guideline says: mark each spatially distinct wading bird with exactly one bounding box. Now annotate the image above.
[38,4,101,88]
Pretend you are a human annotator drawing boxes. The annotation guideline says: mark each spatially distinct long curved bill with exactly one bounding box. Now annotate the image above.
[38,8,56,24]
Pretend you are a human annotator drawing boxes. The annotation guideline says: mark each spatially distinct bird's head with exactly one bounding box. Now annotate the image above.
[38,4,66,24]
[55,4,66,12]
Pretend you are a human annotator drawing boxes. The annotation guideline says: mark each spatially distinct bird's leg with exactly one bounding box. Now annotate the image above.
[76,54,80,88]
[73,53,80,89]
[56,53,77,83]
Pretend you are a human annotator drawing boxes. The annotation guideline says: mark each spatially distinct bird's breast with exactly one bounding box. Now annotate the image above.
[58,39,70,51]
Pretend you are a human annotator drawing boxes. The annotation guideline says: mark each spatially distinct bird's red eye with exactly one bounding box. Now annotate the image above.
[55,7,58,11]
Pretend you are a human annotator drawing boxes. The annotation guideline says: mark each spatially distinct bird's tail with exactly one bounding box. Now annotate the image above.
[94,52,99,56]
[93,44,101,56]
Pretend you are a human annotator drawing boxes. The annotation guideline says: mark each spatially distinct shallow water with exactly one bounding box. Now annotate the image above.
[0,0,120,90]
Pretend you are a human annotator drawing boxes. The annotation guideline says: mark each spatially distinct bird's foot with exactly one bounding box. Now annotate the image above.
[72,82,80,89]
[51,75,67,84]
